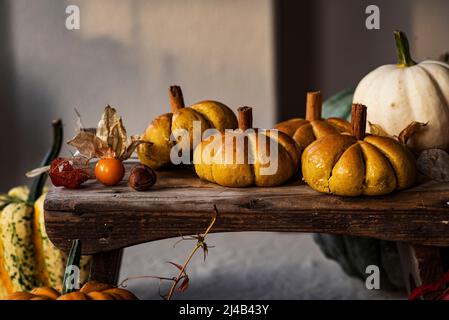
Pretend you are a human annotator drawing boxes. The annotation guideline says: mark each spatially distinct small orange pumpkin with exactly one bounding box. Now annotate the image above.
[5,281,137,300]
[3,240,137,301]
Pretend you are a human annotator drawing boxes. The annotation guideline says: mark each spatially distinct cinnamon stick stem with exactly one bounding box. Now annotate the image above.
[238,107,253,131]
[351,103,367,140]
[169,86,185,112]
[305,91,322,121]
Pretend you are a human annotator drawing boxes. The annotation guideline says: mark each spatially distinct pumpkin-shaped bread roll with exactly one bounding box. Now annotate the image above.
[194,107,300,187]
[138,86,238,169]
[302,104,416,196]
[274,91,352,153]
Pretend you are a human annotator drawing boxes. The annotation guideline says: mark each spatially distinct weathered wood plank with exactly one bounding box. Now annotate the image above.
[89,249,123,285]
[44,165,449,253]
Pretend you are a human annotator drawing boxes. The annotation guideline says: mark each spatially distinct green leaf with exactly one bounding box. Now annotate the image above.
[322,88,354,120]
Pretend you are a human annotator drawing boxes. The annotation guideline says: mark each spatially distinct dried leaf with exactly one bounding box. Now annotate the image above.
[368,122,391,137]
[95,106,116,141]
[119,135,148,161]
[398,121,427,145]
[96,106,128,159]
[68,131,109,159]
[167,261,185,273]
[177,276,190,292]
[68,106,140,161]
[201,242,209,262]
[111,121,128,158]
[74,108,84,132]
[417,149,449,182]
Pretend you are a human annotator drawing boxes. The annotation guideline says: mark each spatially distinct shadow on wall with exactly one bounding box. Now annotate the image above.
[0,0,59,190]
[274,0,413,122]
[0,0,19,190]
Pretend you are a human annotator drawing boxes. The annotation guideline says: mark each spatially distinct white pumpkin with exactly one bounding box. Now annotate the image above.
[353,31,449,152]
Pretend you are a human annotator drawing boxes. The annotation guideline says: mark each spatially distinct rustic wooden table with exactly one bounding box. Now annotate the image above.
[44,163,449,296]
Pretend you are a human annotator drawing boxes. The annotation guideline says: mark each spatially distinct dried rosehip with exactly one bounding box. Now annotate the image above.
[128,165,157,191]
[49,158,90,189]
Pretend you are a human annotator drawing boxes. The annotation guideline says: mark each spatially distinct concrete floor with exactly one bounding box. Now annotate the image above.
[119,233,406,300]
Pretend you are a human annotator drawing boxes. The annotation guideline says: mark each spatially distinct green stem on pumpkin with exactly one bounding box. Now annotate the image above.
[27,119,63,204]
[394,30,416,67]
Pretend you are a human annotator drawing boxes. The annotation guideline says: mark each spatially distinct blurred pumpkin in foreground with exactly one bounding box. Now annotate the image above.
[302,104,416,196]
[194,107,300,187]
[6,281,137,301]
[4,240,137,301]
[274,91,352,153]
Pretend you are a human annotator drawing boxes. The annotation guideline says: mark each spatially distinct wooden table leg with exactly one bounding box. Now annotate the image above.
[89,249,123,285]
[397,243,444,298]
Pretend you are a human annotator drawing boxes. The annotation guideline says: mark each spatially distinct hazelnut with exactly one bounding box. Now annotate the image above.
[128,165,157,191]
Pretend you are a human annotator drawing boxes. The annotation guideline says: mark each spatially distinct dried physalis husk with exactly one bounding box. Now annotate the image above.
[417,149,449,182]
[397,121,427,145]
[96,106,128,159]
[68,106,148,161]
[67,130,109,159]
[368,121,427,145]
[368,122,392,137]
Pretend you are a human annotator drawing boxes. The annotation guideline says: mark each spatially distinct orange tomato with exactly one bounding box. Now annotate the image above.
[95,158,125,186]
